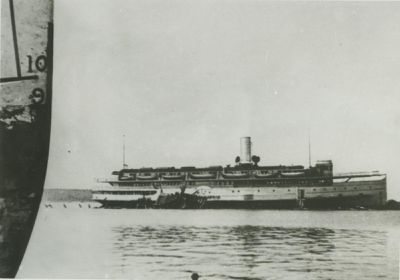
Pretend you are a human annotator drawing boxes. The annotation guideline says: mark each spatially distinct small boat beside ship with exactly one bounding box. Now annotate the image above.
[92,137,387,209]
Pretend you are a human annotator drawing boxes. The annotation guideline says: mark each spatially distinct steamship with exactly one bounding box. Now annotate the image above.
[92,137,387,209]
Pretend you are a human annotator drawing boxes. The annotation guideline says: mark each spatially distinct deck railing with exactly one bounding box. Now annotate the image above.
[333,171,382,178]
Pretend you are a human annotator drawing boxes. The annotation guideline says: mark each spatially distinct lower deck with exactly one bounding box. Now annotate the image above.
[92,175,386,209]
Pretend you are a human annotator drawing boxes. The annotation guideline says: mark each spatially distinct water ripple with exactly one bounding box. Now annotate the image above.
[110,225,398,279]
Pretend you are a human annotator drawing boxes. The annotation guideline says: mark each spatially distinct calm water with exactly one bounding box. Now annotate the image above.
[18,204,400,279]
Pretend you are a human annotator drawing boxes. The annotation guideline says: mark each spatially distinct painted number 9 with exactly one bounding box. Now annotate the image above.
[30,88,45,104]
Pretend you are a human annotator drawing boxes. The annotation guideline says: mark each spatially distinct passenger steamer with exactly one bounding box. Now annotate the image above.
[92,137,387,209]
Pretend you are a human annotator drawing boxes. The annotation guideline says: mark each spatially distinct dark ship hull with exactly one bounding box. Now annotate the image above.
[0,119,51,277]
[0,0,53,275]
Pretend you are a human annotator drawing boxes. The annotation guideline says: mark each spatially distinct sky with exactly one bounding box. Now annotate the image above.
[46,0,400,199]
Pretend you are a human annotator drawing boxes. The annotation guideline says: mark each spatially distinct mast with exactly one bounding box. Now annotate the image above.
[123,134,126,168]
[308,131,312,168]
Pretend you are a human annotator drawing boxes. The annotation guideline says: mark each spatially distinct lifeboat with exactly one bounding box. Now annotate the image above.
[120,175,135,180]
[163,174,186,180]
[281,171,305,177]
[136,173,158,180]
[119,172,135,180]
[221,172,249,179]
[189,173,217,179]
[254,172,276,178]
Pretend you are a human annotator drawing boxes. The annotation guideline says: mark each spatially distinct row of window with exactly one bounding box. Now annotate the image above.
[96,191,157,195]
[116,180,332,187]
[107,185,376,193]
[119,177,330,184]
[230,186,376,193]
[98,186,378,196]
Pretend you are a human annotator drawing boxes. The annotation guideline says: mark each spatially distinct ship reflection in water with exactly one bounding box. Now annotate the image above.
[111,225,392,280]
[18,208,399,280]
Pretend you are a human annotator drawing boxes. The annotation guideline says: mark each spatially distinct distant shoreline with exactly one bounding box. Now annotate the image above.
[42,188,92,202]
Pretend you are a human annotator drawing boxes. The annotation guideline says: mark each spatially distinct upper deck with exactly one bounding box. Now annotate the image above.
[97,138,385,188]
[98,160,336,186]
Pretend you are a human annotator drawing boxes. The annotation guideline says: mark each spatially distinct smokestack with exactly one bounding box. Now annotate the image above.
[240,137,252,163]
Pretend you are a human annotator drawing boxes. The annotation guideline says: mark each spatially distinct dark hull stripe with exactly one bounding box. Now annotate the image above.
[95,195,383,209]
